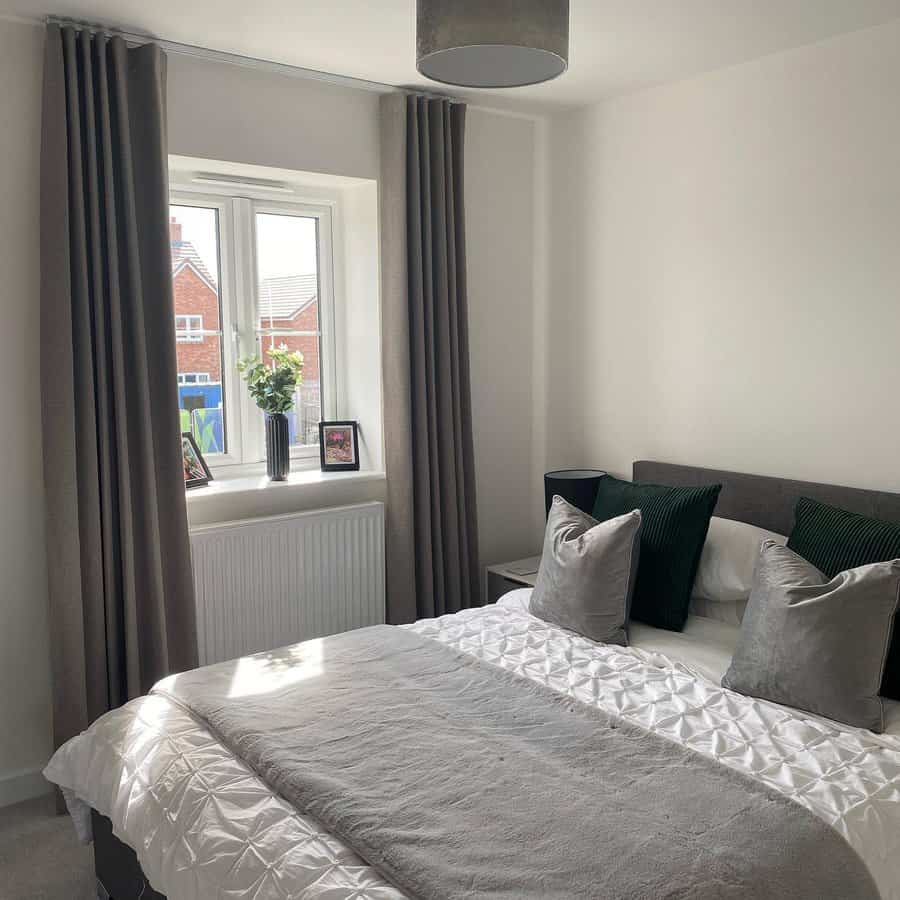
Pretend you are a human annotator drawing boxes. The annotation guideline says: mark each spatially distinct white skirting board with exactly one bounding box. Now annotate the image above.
[190,501,386,666]
[0,766,52,808]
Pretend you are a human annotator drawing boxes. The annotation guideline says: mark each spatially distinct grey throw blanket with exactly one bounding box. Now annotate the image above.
[156,626,878,900]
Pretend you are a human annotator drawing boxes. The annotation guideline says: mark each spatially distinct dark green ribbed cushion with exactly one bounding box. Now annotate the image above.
[787,497,900,700]
[592,475,721,631]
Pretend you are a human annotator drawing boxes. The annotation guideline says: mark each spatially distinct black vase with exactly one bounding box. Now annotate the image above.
[265,413,290,481]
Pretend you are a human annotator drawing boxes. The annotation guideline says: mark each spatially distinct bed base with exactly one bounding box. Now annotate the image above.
[92,809,167,900]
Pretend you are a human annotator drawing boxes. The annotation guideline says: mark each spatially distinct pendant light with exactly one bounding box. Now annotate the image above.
[416,0,569,89]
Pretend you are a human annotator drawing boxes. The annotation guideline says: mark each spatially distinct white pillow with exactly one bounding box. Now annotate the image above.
[691,517,787,605]
[689,595,747,626]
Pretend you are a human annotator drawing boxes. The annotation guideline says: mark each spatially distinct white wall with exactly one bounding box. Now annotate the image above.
[466,108,543,565]
[546,20,900,492]
[339,181,383,475]
[0,19,52,806]
[0,22,542,802]
[167,54,381,181]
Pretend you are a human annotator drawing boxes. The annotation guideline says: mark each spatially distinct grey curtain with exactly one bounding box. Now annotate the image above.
[41,24,198,753]
[380,93,480,623]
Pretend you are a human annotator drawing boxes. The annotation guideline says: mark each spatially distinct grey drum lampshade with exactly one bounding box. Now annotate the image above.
[545,470,607,518]
[416,0,569,89]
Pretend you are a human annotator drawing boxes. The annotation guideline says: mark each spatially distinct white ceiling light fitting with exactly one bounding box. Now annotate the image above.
[416,0,569,89]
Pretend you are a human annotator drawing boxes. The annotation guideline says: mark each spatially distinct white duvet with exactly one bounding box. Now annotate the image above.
[45,590,900,900]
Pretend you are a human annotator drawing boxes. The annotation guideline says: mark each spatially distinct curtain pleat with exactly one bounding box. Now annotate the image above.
[448,102,479,613]
[41,24,198,751]
[381,93,481,621]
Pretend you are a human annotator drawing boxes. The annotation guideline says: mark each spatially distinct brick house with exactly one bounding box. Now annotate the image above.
[170,219,222,383]
[257,274,322,446]
[170,220,320,385]
[257,273,320,384]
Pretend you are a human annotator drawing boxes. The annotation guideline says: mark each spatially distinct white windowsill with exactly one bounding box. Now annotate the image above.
[186,465,386,504]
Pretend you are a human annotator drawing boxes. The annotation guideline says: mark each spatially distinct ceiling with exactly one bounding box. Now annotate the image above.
[4,0,900,110]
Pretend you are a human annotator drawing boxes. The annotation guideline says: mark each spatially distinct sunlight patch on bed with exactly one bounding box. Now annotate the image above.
[226,639,325,697]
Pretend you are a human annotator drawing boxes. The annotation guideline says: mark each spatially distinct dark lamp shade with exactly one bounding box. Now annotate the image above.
[544,470,607,518]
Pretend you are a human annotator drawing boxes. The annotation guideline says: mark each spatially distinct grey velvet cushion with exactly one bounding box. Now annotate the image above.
[530,497,642,645]
[722,541,900,732]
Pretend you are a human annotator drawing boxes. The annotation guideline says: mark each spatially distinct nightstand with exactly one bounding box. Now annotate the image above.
[485,556,542,604]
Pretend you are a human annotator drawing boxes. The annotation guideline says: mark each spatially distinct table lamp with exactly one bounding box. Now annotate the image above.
[544,469,607,517]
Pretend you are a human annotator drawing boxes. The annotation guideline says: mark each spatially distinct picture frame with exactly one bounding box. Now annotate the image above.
[182,432,213,489]
[319,420,360,472]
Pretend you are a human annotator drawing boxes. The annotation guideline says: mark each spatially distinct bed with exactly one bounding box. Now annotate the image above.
[45,461,900,900]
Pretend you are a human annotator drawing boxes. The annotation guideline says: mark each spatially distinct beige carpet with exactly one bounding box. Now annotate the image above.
[0,795,94,900]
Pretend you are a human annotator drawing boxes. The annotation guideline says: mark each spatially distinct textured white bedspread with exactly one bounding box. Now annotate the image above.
[45,590,900,900]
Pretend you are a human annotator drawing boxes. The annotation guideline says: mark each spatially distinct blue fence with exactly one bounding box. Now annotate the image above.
[179,384,224,454]
[178,381,322,456]
[178,383,222,410]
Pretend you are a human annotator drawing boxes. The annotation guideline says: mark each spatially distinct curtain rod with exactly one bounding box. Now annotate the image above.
[44,15,465,104]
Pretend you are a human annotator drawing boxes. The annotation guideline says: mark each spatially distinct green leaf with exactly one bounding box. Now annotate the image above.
[237,343,304,414]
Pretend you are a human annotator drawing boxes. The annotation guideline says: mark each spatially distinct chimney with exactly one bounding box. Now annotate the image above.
[169,217,182,242]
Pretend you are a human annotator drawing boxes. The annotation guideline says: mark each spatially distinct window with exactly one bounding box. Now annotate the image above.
[256,212,325,451]
[170,204,227,457]
[169,191,336,467]
[175,315,204,342]
[177,373,211,385]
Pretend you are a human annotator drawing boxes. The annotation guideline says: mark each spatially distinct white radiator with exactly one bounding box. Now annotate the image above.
[189,502,385,665]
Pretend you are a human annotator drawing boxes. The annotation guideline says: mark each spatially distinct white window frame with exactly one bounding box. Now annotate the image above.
[175,314,204,343]
[170,187,338,469]
[177,372,212,385]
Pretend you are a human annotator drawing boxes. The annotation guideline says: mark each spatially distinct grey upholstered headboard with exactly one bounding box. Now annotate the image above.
[633,461,900,536]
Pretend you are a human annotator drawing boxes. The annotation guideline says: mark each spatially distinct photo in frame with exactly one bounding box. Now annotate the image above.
[319,420,360,472]
[182,432,213,488]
